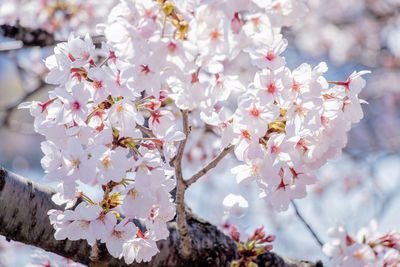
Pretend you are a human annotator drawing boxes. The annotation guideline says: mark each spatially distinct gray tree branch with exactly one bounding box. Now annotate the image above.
[184,145,234,189]
[0,165,323,266]
[0,24,105,49]
[0,81,46,129]
[291,201,324,248]
[0,24,56,47]
[174,110,192,259]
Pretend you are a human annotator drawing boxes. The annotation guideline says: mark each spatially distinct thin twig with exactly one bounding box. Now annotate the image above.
[291,200,324,248]
[176,110,190,162]
[135,123,167,161]
[0,81,46,129]
[184,145,234,189]
[174,110,192,258]
[161,15,167,38]
[135,123,155,138]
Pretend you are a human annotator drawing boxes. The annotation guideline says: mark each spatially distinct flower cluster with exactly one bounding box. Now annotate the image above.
[288,0,400,153]
[21,32,177,264]
[20,0,370,263]
[323,221,400,267]
[228,62,369,211]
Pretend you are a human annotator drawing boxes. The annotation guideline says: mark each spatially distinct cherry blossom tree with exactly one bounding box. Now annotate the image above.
[0,0,399,267]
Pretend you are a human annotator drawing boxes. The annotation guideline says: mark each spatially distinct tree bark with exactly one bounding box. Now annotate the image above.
[0,166,323,267]
[0,24,56,47]
[0,24,105,48]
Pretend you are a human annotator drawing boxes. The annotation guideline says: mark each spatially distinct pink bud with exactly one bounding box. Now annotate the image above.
[253,226,264,237]
[229,225,240,242]
[261,235,276,243]
[191,73,198,83]
[142,142,157,150]
[159,90,168,101]
[231,13,243,34]
[263,245,273,251]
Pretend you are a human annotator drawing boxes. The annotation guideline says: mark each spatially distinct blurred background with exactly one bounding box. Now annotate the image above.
[0,0,400,266]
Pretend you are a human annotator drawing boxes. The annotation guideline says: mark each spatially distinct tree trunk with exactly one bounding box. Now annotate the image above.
[0,166,323,267]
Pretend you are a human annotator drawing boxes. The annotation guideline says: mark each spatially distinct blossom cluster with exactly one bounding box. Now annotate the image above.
[20,0,370,263]
[323,220,400,267]
[289,0,400,152]
[227,62,369,211]
[21,32,177,263]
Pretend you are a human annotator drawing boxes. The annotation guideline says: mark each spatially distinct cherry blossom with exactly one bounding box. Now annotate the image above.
[323,220,400,267]
[19,0,371,263]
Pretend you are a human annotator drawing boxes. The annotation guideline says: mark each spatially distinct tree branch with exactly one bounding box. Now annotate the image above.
[0,81,46,128]
[0,24,56,47]
[174,110,192,259]
[135,124,155,139]
[0,24,105,49]
[291,201,324,248]
[0,165,323,266]
[184,145,234,189]
[0,165,93,264]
